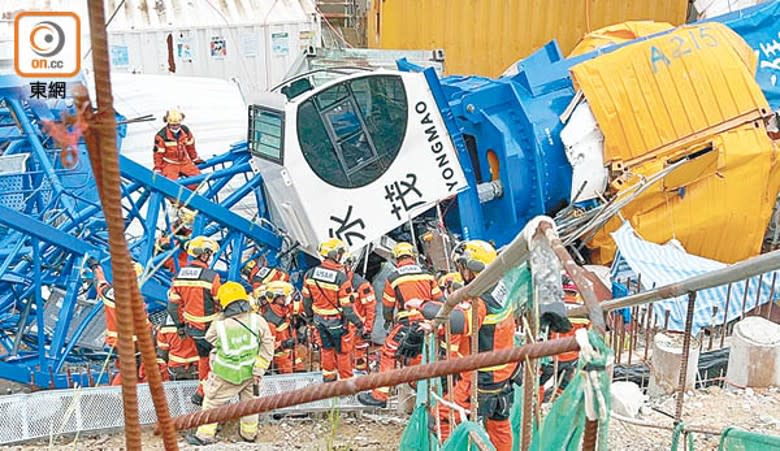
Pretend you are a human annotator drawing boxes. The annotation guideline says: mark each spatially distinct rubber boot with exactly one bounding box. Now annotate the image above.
[357,391,387,408]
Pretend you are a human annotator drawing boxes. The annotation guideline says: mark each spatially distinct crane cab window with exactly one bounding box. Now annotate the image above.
[248,106,284,164]
[297,75,408,188]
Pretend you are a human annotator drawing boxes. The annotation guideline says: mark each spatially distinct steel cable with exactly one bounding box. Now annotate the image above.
[85,2,178,449]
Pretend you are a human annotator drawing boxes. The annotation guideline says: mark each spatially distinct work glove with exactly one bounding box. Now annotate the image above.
[296,327,308,344]
[176,326,187,338]
[281,338,295,350]
[540,303,572,334]
[360,329,373,340]
[396,323,426,360]
[193,158,205,165]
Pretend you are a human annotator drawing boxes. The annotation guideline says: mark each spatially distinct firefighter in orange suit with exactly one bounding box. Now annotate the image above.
[153,109,202,183]
[301,238,363,382]
[357,242,441,407]
[156,313,200,380]
[154,207,195,274]
[539,273,590,400]
[344,252,376,373]
[258,281,299,374]
[91,260,147,348]
[241,256,290,292]
[380,243,443,325]
[437,240,517,451]
[167,235,222,405]
[89,260,153,385]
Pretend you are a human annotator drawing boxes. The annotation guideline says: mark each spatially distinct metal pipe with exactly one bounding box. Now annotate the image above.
[767,273,777,320]
[168,337,580,432]
[536,221,607,334]
[432,220,530,326]
[741,278,750,318]
[720,283,732,349]
[569,249,780,315]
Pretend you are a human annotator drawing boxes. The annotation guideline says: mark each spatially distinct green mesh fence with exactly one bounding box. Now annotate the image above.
[441,421,496,451]
[718,427,780,451]
[398,265,612,450]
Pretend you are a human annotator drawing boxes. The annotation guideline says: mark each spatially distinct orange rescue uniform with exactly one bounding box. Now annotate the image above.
[437,284,517,451]
[382,258,443,321]
[168,260,221,394]
[348,270,376,372]
[263,303,297,374]
[302,259,361,382]
[153,125,201,183]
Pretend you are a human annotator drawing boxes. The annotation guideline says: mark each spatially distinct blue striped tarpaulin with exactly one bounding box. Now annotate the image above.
[609,222,779,336]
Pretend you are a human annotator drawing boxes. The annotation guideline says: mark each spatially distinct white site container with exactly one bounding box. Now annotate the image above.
[0,0,321,93]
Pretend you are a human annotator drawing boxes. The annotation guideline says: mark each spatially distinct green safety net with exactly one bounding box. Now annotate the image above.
[718,427,780,451]
[441,421,496,451]
[399,265,612,450]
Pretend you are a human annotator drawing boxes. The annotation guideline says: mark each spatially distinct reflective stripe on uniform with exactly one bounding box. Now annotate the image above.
[304,279,339,292]
[313,306,340,316]
[390,274,435,289]
[169,354,200,364]
[382,293,395,303]
[184,311,219,324]
[173,280,214,289]
[196,423,218,438]
[482,305,514,325]
[255,355,270,369]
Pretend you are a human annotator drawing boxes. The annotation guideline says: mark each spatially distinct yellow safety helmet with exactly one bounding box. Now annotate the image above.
[438,272,464,290]
[451,240,497,273]
[187,236,219,258]
[163,108,184,125]
[177,207,196,227]
[318,238,347,261]
[392,242,416,260]
[133,262,144,278]
[261,281,295,305]
[217,281,248,308]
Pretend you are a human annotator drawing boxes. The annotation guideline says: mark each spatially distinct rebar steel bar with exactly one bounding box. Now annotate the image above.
[84,3,177,448]
[168,337,579,431]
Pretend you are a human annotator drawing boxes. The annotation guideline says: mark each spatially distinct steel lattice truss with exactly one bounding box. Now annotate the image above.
[0,76,295,388]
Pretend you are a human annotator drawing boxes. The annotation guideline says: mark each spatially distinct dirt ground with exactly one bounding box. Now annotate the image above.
[3,387,780,450]
[608,386,780,450]
[0,412,408,451]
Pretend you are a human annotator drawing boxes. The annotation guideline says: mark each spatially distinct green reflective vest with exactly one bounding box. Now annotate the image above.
[212,314,259,385]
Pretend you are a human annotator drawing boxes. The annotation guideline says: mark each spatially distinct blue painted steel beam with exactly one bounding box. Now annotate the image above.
[0,204,101,256]
[119,156,281,249]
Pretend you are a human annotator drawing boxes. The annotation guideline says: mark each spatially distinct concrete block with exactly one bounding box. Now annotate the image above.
[648,332,700,397]
[611,381,646,418]
[726,316,780,388]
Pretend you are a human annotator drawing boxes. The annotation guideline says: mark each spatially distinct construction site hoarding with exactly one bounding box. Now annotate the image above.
[569,23,780,264]
[366,0,689,77]
[0,0,321,93]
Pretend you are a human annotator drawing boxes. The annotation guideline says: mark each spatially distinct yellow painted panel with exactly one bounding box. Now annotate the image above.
[367,0,689,76]
[569,21,675,57]
[570,23,768,165]
[588,124,780,264]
